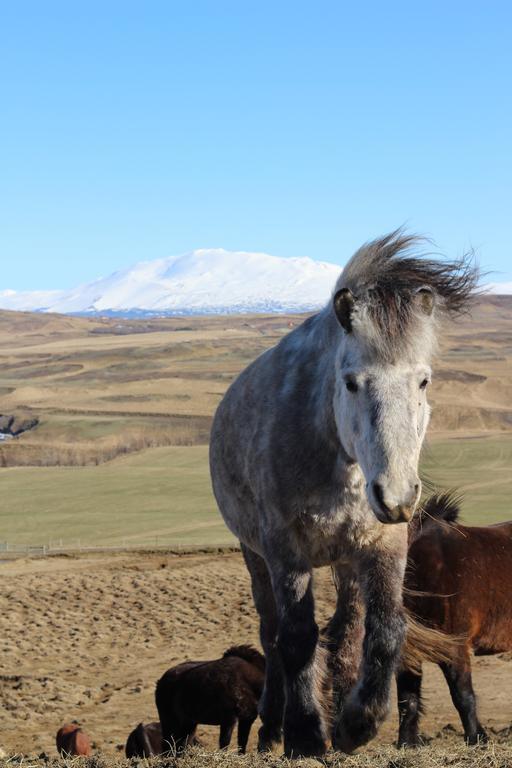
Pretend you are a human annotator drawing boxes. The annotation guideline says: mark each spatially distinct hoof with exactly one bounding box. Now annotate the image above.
[284,738,327,759]
[466,731,489,746]
[284,716,327,758]
[397,737,421,749]
[257,724,282,753]
[333,700,384,753]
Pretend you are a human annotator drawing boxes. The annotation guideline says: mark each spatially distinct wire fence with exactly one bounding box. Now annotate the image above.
[0,539,239,558]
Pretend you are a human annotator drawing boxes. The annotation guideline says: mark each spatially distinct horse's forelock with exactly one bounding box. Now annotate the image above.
[335,229,479,360]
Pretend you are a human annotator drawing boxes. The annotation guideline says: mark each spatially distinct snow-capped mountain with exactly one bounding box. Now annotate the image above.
[0,249,343,316]
[1,250,510,317]
[486,281,512,295]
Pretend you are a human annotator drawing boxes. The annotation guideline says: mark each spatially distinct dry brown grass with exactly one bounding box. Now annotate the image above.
[2,742,512,768]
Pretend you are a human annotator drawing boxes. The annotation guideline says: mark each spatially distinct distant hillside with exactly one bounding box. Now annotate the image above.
[0,294,511,470]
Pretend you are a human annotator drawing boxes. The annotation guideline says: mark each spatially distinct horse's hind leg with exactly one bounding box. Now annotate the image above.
[241,544,285,751]
[159,714,177,754]
[219,718,236,749]
[439,654,488,744]
[396,667,423,747]
[160,717,196,755]
[237,717,256,753]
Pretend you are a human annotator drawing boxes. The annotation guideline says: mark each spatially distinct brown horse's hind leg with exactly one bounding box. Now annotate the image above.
[160,718,197,755]
[439,656,488,745]
[396,667,423,747]
[219,718,236,749]
[241,544,285,751]
[237,717,256,753]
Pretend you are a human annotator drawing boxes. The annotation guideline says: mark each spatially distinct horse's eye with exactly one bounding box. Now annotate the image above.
[345,379,358,393]
[419,378,429,390]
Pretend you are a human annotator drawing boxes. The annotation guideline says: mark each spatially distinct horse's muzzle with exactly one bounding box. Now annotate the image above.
[371,481,419,523]
[385,503,415,523]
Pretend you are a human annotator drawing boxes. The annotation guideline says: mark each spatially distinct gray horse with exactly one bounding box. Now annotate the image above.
[209,231,477,757]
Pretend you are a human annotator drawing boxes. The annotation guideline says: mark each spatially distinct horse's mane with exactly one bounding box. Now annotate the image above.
[421,491,462,524]
[334,229,479,356]
[408,490,463,544]
[222,644,265,668]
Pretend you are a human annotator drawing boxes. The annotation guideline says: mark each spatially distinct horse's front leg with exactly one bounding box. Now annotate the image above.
[266,548,328,758]
[334,528,407,752]
[324,565,364,729]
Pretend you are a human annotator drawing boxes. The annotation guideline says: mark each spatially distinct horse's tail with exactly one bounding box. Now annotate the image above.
[222,644,265,669]
[408,490,462,544]
[402,610,464,672]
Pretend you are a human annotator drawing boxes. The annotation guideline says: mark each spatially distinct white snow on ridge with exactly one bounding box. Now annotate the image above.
[1,250,510,317]
[485,281,512,295]
[0,249,343,315]
[0,288,65,312]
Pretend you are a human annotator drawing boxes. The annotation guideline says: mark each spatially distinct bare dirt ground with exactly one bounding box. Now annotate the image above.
[1,550,512,760]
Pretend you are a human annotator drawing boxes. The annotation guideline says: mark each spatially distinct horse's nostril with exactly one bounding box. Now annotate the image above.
[396,504,414,522]
[372,482,388,512]
[414,484,419,494]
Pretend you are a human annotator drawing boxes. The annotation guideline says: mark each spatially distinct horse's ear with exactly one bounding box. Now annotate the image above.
[415,286,435,316]
[333,288,355,332]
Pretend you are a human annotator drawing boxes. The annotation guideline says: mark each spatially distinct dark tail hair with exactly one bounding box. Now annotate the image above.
[409,490,462,544]
[223,644,265,668]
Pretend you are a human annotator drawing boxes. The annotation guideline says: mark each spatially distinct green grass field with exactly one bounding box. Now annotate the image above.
[421,433,512,523]
[1,435,511,549]
[0,445,233,548]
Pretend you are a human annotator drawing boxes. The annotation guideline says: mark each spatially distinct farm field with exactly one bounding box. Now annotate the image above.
[420,433,512,524]
[1,435,512,548]
[0,446,230,548]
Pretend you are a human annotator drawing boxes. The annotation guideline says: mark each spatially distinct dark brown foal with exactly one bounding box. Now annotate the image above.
[156,645,265,753]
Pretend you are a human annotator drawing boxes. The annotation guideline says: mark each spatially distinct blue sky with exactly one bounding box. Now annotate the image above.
[1,0,511,290]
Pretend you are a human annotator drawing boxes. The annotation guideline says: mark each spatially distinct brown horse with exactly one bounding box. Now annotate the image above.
[56,723,92,756]
[398,492,512,746]
[125,721,163,757]
[156,645,265,753]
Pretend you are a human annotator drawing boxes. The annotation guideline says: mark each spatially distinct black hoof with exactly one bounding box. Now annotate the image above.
[333,701,384,753]
[284,714,327,758]
[257,724,282,752]
[397,737,421,749]
[466,731,489,746]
